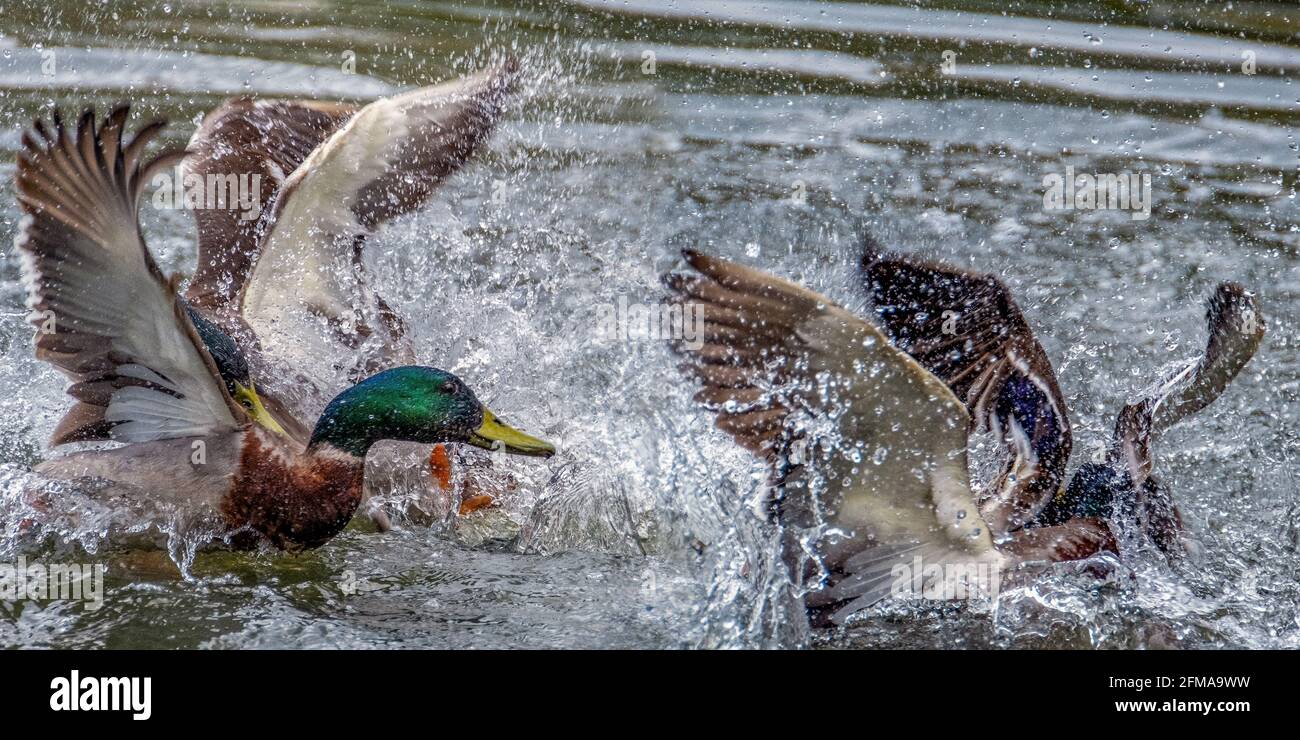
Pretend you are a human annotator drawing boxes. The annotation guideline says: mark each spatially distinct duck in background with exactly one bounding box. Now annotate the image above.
[857,235,1263,560]
[664,239,1262,626]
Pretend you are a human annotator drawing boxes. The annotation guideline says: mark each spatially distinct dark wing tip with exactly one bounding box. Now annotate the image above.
[678,250,729,284]
[465,56,521,105]
[680,249,742,285]
[681,248,709,268]
[31,118,52,144]
[1206,280,1263,338]
[1211,279,1249,301]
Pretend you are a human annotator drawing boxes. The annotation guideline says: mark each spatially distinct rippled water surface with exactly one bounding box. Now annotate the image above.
[1,0,1297,649]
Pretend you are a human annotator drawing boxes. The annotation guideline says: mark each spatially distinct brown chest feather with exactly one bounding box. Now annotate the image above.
[223,431,365,550]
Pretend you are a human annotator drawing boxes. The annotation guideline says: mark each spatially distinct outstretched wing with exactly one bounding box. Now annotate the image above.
[1108,282,1264,556]
[1111,281,1265,484]
[15,107,243,445]
[182,97,357,317]
[860,235,1071,534]
[665,250,1003,623]
[238,63,518,350]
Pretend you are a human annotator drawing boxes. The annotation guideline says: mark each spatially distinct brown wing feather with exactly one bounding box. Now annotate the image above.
[187,61,518,331]
[859,239,1071,534]
[352,60,518,229]
[182,98,358,319]
[15,106,244,444]
[1105,282,1264,558]
[1110,281,1265,486]
[666,251,1007,618]
[1001,517,1116,562]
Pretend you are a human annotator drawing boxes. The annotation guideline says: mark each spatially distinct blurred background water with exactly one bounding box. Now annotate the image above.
[0,0,1297,648]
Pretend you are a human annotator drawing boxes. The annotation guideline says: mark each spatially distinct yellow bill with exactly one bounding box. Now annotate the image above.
[234,381,287,436]
[468,409,555,458]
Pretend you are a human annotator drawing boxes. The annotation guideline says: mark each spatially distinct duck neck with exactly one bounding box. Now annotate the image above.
[227,428,368,551]
[307,386,392,458]
[308,424,379,459]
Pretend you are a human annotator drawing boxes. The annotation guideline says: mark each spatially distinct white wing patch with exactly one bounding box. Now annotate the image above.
[238,65,517,413]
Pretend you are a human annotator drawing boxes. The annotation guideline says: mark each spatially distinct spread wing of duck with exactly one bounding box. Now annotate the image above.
[859,235,1071,535]
[1107,282,1265,553]
[15,107,244,446]
[665,250,1007,622]
[182,98,356,317]
[180,63,518,426]
[1112,282,1264,484]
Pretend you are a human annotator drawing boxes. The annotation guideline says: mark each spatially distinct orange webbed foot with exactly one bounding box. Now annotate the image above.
[458,494,496,516]
[429,444,452,490]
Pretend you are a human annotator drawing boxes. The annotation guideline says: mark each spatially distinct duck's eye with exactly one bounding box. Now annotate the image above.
[440,381,457,395]
[240,398,254,409]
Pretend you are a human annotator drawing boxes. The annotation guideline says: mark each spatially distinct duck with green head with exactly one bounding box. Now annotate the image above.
[225,366,552,549]
[14,107,553,551]
[26,66,521,527]
[177,64,520,520]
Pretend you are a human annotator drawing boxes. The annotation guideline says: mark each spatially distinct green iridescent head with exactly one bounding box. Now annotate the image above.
[307,366,555,459]
[184,302,285,435]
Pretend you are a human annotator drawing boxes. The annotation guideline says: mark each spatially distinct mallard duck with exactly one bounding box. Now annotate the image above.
[1025,281,1264,553]
[13,107,553,552]
[664,245,1263,626]
[178,63,520,522]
